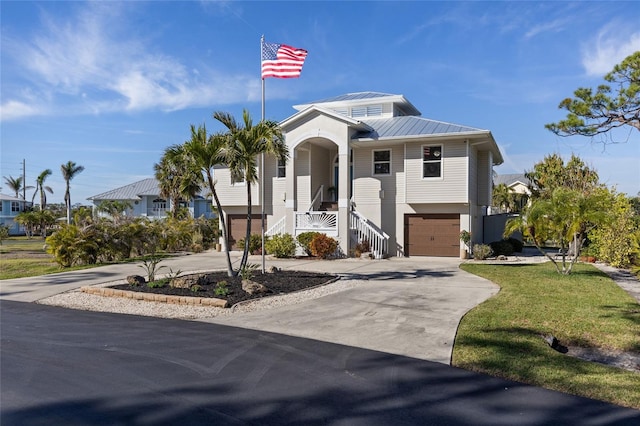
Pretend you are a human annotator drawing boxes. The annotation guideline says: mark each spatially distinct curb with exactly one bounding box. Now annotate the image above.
[80,286,228,308]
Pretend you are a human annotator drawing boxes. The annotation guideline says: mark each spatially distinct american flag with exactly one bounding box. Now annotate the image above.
[261,41,308,79]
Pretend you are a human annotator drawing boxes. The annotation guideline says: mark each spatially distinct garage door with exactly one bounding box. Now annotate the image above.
[404,214,460,257]
[227,214,263,250]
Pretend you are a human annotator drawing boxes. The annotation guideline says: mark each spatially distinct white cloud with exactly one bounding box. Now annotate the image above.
[524,18,568,40]
[581,24,640,76]
[1,2,260,122]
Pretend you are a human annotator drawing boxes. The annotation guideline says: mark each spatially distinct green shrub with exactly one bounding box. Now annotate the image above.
[237,234,264,255]
[239,263,259,280]
[215,281,229,296]
[309,233,338,259]
[473,244,493,260]
[190,284,203,293]
[147,278,168,288]
[265,233,296,258]
[507,237,524,252]
[297,232,320,255]
[490,240,514,256]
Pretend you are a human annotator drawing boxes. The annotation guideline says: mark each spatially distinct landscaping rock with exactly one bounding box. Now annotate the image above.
[126,275,146,286]
[170,274,205,289]
[242,279,269,295]
[543,334,568,353]
[267,266,280,273]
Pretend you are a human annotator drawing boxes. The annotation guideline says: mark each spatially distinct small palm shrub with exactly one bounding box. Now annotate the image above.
[265,233,296,258]
[309,233,338,259]
[297,232,320,255]
[473,244,493,260]
[214,281,229,296]
[237,234,264,255]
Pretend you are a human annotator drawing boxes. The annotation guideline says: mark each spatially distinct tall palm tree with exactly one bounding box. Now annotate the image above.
[182,124,236,277]
[61,161,85,224]
[31,169,53,211]
[154,144,201,218]
[214,109,288,271]
[3,175,33,199]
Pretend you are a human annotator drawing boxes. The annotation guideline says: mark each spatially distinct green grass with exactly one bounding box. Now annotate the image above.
[455,262,640,409]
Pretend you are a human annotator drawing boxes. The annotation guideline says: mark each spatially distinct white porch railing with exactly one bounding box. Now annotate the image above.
[350,211,389,259]
[266,216,286,236]
[295,211,338,236]
[146,208,169,219]
[308,185,324,211]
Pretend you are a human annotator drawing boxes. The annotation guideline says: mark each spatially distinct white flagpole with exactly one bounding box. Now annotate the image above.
[260,35,266,274]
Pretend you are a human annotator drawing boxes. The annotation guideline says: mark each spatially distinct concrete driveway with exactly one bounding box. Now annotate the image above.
[0,251,499,364]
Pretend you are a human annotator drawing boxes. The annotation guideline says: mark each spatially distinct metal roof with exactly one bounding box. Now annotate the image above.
[0,193,30,202]
[304,92,397,104]
[494,174,531,187]
[354,116,486,139]
[88,178,160,201]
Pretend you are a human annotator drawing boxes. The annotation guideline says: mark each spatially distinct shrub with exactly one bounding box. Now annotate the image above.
[190,284,203,293]
[353,239,371,257]
[507,237,524,252]
[147,278,167,288]
[297,232,320,255]
[309,233,338,259]
[237,234,264,255]
[265,233,296,258]
[473,244,493,260]
[138,256,166,282]
[490,240,514,256]
[214,281,229,296]
[239,263,259,280]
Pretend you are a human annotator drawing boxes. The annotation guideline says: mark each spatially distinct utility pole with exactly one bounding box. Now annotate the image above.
[22,159,26,201]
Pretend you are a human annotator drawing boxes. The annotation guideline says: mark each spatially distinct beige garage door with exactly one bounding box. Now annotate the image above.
[227,214,263,250]
[405,214,460,257]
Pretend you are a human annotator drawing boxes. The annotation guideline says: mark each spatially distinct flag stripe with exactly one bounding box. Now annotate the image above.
[261,41,308,79]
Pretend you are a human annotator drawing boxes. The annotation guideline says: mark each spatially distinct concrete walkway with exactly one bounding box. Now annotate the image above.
[0,251,499,364]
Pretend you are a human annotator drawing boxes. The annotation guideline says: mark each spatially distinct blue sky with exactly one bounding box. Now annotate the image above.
[1,1,639,205]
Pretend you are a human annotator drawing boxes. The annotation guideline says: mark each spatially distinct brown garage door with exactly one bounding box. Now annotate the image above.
[404,214,460,257]
[227,214,263,250]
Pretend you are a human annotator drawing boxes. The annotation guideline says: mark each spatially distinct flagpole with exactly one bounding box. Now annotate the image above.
[260,35,266,274]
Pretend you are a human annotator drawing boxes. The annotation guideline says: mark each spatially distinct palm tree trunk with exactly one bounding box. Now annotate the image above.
[240,183,252,271]
[208,172,236,277]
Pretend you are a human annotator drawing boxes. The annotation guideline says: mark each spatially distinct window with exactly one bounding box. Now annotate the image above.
[152,198,167,211]
[423,145,442,178]
[11,201,20,212]
[0,202,3,212]
[373,149,391,175]
[277,158,286,178]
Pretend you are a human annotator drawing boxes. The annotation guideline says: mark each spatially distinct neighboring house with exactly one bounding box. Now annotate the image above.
[88,178,214,220]
[491,173,532,214]
[0,193,33,235]
[215,92,503,257]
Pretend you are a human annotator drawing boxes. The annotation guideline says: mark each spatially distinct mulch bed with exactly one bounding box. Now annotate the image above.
[112,270,338,306]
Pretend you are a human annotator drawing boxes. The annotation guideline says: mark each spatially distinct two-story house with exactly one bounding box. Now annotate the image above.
[0,193,33,235]
[215,92,503,258]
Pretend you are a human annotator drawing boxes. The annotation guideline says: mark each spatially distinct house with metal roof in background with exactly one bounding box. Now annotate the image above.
[88,178,214,220]
[0,193,33,235]
[213,92,504,258]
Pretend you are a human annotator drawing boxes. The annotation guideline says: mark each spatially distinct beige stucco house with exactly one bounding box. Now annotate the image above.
[215,92,503,257]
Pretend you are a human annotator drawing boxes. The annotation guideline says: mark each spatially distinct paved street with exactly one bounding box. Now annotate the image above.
[2,300,639,425]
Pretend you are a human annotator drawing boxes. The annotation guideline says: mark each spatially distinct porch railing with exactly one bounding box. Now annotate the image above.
[349,211,389,259]
[295,211,338,236]
[308,185,324,211]
[266,216,286,236]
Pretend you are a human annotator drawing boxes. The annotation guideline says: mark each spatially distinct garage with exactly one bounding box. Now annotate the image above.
[227,214,263,250]
[404,214,460,257]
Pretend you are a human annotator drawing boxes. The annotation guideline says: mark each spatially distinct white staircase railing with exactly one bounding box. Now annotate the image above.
[349,211,389,259]
[266,216,286,236]
[308,185,324,211]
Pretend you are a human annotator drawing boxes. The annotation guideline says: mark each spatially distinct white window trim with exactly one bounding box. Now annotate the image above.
[372,149,392,176]
[276,158,286,179]
[422,144,444,180]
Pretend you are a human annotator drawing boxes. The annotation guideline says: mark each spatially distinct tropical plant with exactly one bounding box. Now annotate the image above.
[214,109,288,272]
[14,211,39,238]
[60,160,85,225]
[239,263,259,281]
[3,175,32,199]
[214,281,229,296]
[525,154,599,200]
[297,231,320,256]
[31,169,54,211]
[95,200,132,224]
[154,144,202,218]
[0,225,10,245]
[546,51,639,137]
[237,234,264,255]
[138,256,166,282]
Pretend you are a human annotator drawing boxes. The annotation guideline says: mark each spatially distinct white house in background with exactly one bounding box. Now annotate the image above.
[491,173,533,214]
[88,178,215,220]
[0,193,33,235]
[214,92,503,257]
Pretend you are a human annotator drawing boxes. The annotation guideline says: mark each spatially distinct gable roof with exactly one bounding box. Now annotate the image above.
[0,193,30,202]
[494,173,531,188]
[88,178,159,201]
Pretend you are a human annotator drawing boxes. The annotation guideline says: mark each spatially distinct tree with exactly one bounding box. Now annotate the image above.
[214,109,288,272]
[525,153,599,199]
[546,51,640,137]
[31,169,54,210]
[154,144,201,218]
[3,175,33,199]
[96,200,132,225]
[182,124,236,277]
[505,187,608,274]
[60,161,85,225]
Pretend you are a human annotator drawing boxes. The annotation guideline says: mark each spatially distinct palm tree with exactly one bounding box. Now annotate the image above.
[214,109,288,271]
[61,161,85,224]
[492,183,514,213]
[182,124,236,277]
[154,145,201,218]
[31,169,54,211]
[3,175,33,199]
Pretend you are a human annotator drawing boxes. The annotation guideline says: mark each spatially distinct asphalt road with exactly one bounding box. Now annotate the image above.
[2,300,638,425]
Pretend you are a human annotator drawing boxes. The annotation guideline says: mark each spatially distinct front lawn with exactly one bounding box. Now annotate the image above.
[454,262,640,409]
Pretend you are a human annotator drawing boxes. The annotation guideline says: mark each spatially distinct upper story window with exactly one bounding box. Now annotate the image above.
[351,104,383,118]
[11,201,21,212]
[373,149,391,175]
[0,202,3,212]
[423,145,442,178]
[277,158,286,178]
